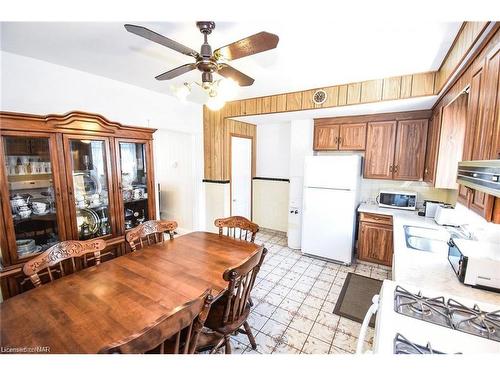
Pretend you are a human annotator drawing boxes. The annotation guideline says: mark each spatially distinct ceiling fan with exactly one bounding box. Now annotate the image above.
[124,21,279,88]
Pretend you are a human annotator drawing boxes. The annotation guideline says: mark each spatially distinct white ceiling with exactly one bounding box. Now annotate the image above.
[0,21,461,103]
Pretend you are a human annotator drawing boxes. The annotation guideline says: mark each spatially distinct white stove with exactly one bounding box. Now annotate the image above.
[357,280,500,354]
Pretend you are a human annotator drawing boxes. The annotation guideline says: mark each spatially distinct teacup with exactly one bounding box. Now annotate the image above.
[32,202,47,214]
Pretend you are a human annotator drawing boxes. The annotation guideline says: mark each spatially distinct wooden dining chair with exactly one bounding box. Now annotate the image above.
[125,220,178,251]
[214,216,259,243]
[99,289,213,354]
[23,239,106,288]
[197,246,267,354]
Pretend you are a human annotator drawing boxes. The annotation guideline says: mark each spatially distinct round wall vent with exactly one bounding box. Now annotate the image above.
[312,89,327,105]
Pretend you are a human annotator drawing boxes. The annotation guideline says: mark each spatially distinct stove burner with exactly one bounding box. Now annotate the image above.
[393,333,446,354]
[448,299,500,341]
[394,286,452,328]
[394,286,500,343]
[407,300,432,316]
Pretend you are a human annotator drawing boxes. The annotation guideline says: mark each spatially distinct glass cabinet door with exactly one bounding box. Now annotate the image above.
[1,134,62,261]
[117,141,150,230]
[66,137,114,240]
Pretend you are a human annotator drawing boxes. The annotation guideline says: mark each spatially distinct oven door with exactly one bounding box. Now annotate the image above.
[447,240,466,282]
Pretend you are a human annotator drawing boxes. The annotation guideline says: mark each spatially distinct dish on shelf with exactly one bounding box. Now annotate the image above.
[76,208,101,235]
[73,171,102,197]
[16,239,36,253]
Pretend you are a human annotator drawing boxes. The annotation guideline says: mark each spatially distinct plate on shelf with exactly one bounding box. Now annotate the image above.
[73,171,102,197]
[76,208,101,235]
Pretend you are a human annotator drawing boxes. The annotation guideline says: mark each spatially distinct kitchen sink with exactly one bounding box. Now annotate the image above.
[403,225,450,253]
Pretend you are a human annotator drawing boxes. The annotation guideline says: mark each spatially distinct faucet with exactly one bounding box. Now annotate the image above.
[452,224,475,240]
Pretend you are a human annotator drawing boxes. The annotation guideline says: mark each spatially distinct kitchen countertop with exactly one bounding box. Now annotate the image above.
[357,203,500,305]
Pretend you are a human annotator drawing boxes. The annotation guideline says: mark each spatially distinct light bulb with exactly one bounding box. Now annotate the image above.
[172,83,191,102]
[206,96,226,111]
[217,78,239,101]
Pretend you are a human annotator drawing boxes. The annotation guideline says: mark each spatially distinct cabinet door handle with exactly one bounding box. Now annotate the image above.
[394,165,399,173]
[334,136,338,144]
[338,137,342,145]
[389,165,393,172]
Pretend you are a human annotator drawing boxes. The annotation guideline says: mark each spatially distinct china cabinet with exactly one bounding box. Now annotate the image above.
[0,111,156,299]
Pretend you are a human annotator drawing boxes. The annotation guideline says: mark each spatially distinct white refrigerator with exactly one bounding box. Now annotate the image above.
[301,155,361,264]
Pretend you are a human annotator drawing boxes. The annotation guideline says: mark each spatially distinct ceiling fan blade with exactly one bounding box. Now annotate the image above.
[217,64,255,86]
[214,31,279,61]
[155,64,197,81]
[125,24,199,58]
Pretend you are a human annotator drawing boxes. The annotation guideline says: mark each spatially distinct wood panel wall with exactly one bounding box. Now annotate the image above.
[434,22,490,93]
[203,22,495,180]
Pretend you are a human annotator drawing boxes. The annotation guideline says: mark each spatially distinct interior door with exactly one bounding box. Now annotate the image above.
[231,136,252,219]
[0,132,66,265]
[62,135,117,241]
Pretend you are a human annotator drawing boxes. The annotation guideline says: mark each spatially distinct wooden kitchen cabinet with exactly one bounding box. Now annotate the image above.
[393,119,428,181]
[313,124,340,150]
[364,121,397,179]
[338,123,367,150]
[358,213,393,266]
[423,109,442,184]
[313,121,367,151]
[455,46,499,220]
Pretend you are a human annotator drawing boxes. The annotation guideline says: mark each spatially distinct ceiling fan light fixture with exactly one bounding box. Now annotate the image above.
[217,78,239,101]
[171,83,191,102]
[206,96,226,111]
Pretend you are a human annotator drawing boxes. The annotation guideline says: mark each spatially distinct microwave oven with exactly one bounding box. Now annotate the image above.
[377,191,417,210]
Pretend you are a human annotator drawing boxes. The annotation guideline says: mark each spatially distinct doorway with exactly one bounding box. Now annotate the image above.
[230,135,253,219]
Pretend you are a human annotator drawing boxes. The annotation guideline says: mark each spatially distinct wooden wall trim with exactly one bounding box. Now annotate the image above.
[434,22,490,94]
[313,110,432,125]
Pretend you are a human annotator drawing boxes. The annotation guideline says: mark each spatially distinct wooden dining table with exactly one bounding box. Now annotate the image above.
[0,231,262,354]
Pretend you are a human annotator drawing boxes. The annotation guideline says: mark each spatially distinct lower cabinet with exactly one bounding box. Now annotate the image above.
[357,213,393,267]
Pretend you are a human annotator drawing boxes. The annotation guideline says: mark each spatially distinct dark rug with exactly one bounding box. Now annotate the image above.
[333,272,382,328]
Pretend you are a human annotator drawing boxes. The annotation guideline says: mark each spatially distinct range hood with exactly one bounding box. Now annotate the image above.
[457,160,500,198]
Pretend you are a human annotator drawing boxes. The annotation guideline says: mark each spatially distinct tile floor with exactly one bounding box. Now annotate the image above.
[228,228,392,354]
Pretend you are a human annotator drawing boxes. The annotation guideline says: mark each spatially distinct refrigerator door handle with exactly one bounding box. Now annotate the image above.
[305,186,351,191]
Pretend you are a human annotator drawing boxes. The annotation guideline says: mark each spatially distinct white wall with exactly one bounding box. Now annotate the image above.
[251,122,291,231]
[204,182,230,233]
[0,51,204,231]
[359,178,456,207]
[256,122,291,178]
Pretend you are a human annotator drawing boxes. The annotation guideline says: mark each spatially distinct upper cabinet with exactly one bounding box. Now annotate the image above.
[393,119,428,181]
[364,119,428,181]
[313,123,340,150]
[0,112,157,275]
[313,121,367,151]
[314,112,430,181]
[423,110,442,184]
[338,123,367,150]
[364,121,397,179]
